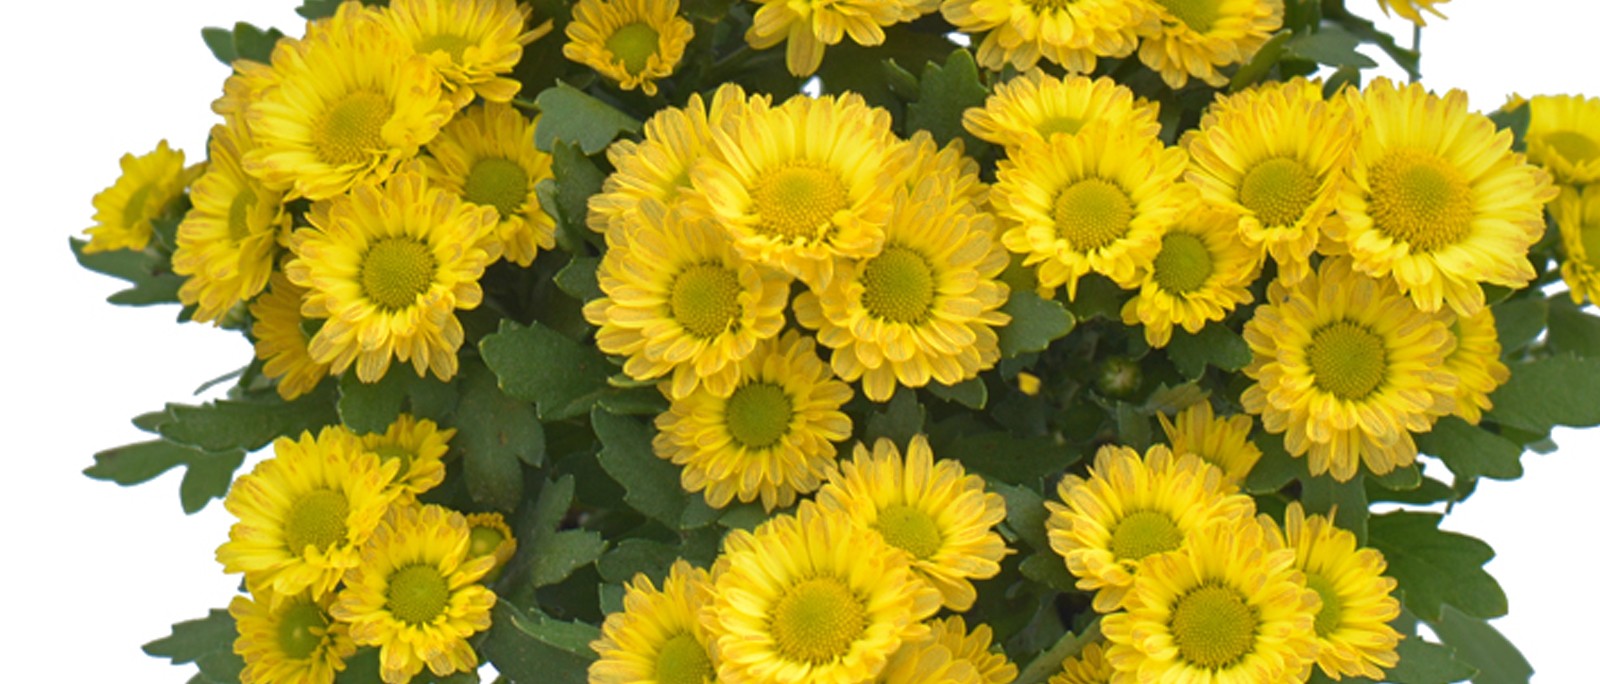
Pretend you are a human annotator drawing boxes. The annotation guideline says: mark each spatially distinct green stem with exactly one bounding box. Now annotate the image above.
[1015,619,1103,684]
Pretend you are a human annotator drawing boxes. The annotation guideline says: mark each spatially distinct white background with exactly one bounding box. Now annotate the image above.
[3,1,1595,681]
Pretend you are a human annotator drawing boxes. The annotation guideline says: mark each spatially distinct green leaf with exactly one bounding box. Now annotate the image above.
[532,82,642,155]
[1490,296,1547,355]
[1229,30,1292,91]
[938,432,1080,485]
[862,390,925,446]
[998,291,1076,358]
[1299,472,1369,544]
[1015,620,1102,684]
[483,604,597,684]
[1019,552,1078,592]
[1487,100,1531,153]
[547,142,607,250]
[180,450,246,514]
[296,0,346,20]
[1545,298,1600,358]
[106,272,184,306]
[338,367,410,434]
[594,386,670,416]
[69,237,152,283]
[200,27,237,65]
[925,377,988,409]
[1426,604,1532,684]
[158,384,338,453]
[592,408,698,527]
[83,440,193,485]
[1366,511,1506,622]
[529,530,608,587]
[144,609,237,665]
[596,538,681,584]
[334,649,383,684]
[1486,355,1600,433]
[453,362,539,511]
[1284,25,1378,67]
[1385,638,1478,684]
[1166,324,1252,379]
[718,502,772,531]
[1416,417,1524,481]
[479,320,612,421]
[1244,432,1305,494]
[230,22,285,64]
[555,256,603,304]
[991,482,1048,551]
[906,49,990,150]
[1063,274,1125,321]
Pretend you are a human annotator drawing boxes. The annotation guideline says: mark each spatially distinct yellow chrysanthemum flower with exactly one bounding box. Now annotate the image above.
[1261,503,1402,680]
[564,0,694,95]
[251,273,333,400]
[1241,258,1458,481]
[1331,78,1558,316]
[941,0,1152,73]
[1119,207,1258,348]
[894,130,989,209]
[995,121,1193,299]
[230,589,356,684]
[1137,0,1284,90]
[382,0,551,108]
[1556,184,1600,304]
[931,617,1016,684]
[286,167,501,383]
[1045,444,1254,612]
[589,560,719,684]
[691,91,901,288]
[212,60,278,133]
[463,512,517,580]
[331,504,497,684]
[1377,0,1449,25]
[1526,93,1600,185]
[705,501,942,684]
[1442,308,1511,426]
[876,615,1013,684]
[1101,518,1320,683]
[1048,642,1112,684]
[744,0,906,77]
[423,102,556,267]
[583,199,790,399]
[244,3,454,200]
[83,140,196,254]
[653,331,853,511]
[216,427,401,602]
[963,70,1160,153]
[816,435,1009,611]
[1156,400,1262,486]
[173,125,287,324]
[360,413,453,500]
[1183,77,1351,285]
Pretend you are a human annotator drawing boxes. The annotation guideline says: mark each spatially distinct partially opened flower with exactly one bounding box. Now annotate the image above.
[463,512,517,580]
[964,70,1160,153]
[381,0,551,107]
[359,413,453,500]
[1119,206,1258,348]
[1157,400,1262,486]
[173,124,287,323]
[590,561,718,684]
[564,0,694,95]
[82,140,196,254]
[230,589,355,684]
[423,102,556,267]
[1556,184,1600,304]
[1048,642,1112,684]
[941,0,1152,73]
[744,0,906,77]
[250,274,332,400]
[875,616,1012,684]
[1137,0,1284,89]
[1442,308,1511,426]
[1526,93,1600,185]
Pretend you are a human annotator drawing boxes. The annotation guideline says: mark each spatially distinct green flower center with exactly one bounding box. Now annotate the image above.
[606,22,661,76]
[373,444,414,478]
[770,577,867,665]
[860,245,937,324]
[1304,572,1344,638]
[1582,217,1600,260]
[724,382,793,450]
[469,525,506,559]
[874,504,943,560]
[227,187,259,243]
[1240,157,1318,228]
[752,163,848,242]
[313,90,393,167]
[1152,232,1215,295]
[415,33,474,62]
[1308,321,1388,401]
[1036,115,1085,138]
[276,599,329,660]
[1171,584,1258,669]
[1369,148,1475,253]
[655,633,714,684]
[1053,178,1133,252]
[1156,0,1221,33]
[463,157,529,218]
[1541,130,1600,165]
[284,489,349,554]
[361,237,438,311]
[387,564,450,625]
[124,182,156,228]
[1110,510,1184,562]
[670,263,743,338]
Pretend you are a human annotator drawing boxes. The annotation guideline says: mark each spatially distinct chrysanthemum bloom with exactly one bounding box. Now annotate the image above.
[583,199,789,399]
[216,427,401,602]
[1156,400,1262,486]
[1136,0,1284,90]
[1556,184,1600,304]
[229,589,356,684]
[463,512,517,580]
[816,435,1009,611]
[941,0,1152,73]
[564,0,694,96]
[705,502,942,684]
[1331,78,1558,316]
[1377,0,1449,25]
[893,131,989,209]
[653,331,853,511]
[1101,518,1320,683]
[876,616,1012,684]
[423,102,555,267]
[691,91,902,288]
[1119,207,1258,348]
[744,0,906,77]
[930,617,1016,684]
[1049,642,1112,684]
[82,140,196,254]
[1260,503,1402,680]
[1046,444,1254,612]
[1241,258,1458,481]
[212,60,279,133]
[360,413,453,500]
[1441,308,1510,425]
[382,0,551,108]
[244,3,454,200]
[1183,77,1351,285]
[1526,93,1600,185]
[589,561,719,684]
[250,274,332,400]
[286,167,501,383]
[173,125,288,323]
[332,504,497,684]
[994,121,1193,300]
[963,70,1160,153]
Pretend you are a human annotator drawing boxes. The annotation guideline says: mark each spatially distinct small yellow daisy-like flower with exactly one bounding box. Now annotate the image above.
[1156,400,1262,486]
[1045,444,1254,613]
[1119,207,1258,348]
[816,435,1010,611]
[691,91,902,288]
[1101,517,1320,683]
[564,0,694,96]
[229,589,356,684]
[1260,503,1402,680]
[83,140,196,254]
[1049,642,1112,684]
[286,167,501,383]
[876,615,1013,684]
[173,125,288,324]
[360,413,453,500]
[932,616,1017,684]
[589,560,719,684]
[463,512,517,580]
[705,501,942,684]
[1556,184,1600,304]
[216,427,401,602]
[744,0,905,77]
[583,199,790,399]
[244,3,454,200]
[251,273,333,401]
[1377,0,1449,25]
[423,102,556,267]
[654,331,853,511]
[1331,78,1558,316]
[1526,94,1600,185]
[994,121,1193,299]
[963,70,1160,153]
[382,0,551,108]
[941,0,1152,73]
[212,60,278,133]
[894,130,989,209]
[1137,0,1285,90]
[1442,308,1511,426]
[332,504,497,684]
[1241,258,1458,481]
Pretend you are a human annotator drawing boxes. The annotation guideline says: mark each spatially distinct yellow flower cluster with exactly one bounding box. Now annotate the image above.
[1512,94,1600,307]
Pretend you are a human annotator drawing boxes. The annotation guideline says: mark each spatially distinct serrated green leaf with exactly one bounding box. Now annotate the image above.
[907,49,990,149]
[548,141,607,250]
[1487,101,1531,153]
[926,377,987,409]
[1416,417,1524,481]
[333,649,382,684]
[1285,25,1378,67]
[555,256,602,304]
[998,291,1075,358]
[1385,638,1478,684]
[480,320,611,421]
[1491,296,1547,355]
[862,390,925,446]
[200,27,237,65]
[937,432,1079,485]
[1063,274,1125,321]
[483,604,596,684]
[230,22,284,64]
[592,408,694,527]
[533,82,641,154]
[453,362,538,511]
[1426,604,1532,684]
[144,610,236,665]
[1367,475,1456,505]
[1115,402,1152,451]
[991,482,1048,551]
[717,502,771,531]
[1369,463,1421,491]
[83,440,194,485]
[1166,324,1252,378]
[158,383,339,452]
[1367,512,1506,622]
[1545,298,1600,357]
[1299,472,1369,544]
[193,647,246,683]
[106,272,184,306]
[1244,431,1305,494]
[180,449,246,514]
[596,538,680,584]
[529,530,608,587]
[1019,552,1078,592]
[1229,30,1292,92]
[295,0,345,20]
[70,236,151,283]
[594,386,670,416]
[531,475,577,536]
[405,374,458,422]
[338,367,410,434]
[1486,355,1600,433]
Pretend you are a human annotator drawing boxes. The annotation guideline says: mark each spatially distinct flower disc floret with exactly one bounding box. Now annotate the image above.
[423,102,556,267]
[381,0,551,107]
[564,0,694,95]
